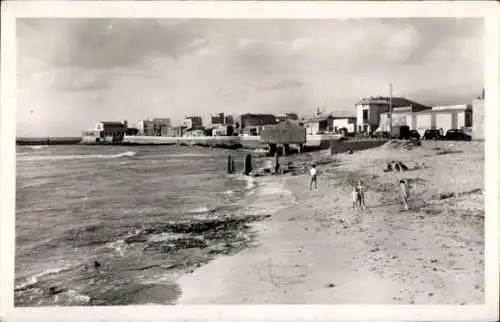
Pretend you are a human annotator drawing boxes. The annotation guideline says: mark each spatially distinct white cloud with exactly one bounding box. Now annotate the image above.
[17,18,484,136]
[383,26,421,62]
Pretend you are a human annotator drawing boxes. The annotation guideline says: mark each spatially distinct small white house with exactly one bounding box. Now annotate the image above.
[136,120,154,136]
[182,129,206,138]
[212,125,231,136]
[333,117,356,133]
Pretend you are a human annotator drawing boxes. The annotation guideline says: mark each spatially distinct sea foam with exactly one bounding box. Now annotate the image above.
[17,151,138,162]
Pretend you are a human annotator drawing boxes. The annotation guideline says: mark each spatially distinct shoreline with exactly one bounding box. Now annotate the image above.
[14,141,484,305]
[175,140,484,304]
[14,166,297,307]
[16,134,341,151]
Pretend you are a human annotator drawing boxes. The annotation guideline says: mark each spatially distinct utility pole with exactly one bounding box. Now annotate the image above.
[388,83,393,136]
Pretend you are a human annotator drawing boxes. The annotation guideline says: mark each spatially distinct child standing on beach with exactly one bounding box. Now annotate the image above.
[356,180,367,210]
[352,186,360,210]
[399,179,409,210]
[309,164,318,191]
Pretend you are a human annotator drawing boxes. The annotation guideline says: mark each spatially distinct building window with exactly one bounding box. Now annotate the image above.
[362,110,368,121]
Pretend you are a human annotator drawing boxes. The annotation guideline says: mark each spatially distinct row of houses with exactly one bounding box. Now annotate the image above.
[355,91,485,140]
[82,90,486,143]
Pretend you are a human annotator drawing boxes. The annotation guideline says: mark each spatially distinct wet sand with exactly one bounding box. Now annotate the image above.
[176,140,484,304]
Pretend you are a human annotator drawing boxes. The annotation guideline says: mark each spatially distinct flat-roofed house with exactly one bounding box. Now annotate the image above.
[182,128,205,138]
[276,113,299,123]
[212,124,235,136]
[137,120,154,136]
[237,113,276,135]
[302,114,334,135]
[331,111,357,133]
[153,118,171,136]
[82,121,127,143]
[164,126,185,137]
[182,116,203,130]
[356,96,431,133]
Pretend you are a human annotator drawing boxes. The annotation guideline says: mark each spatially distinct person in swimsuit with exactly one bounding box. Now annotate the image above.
[356,180,367,210]
[309,164,318,191]
[399,179,409,210]
[352,186,360,210]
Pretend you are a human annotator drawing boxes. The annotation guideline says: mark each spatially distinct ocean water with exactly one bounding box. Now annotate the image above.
[15,145,296,306]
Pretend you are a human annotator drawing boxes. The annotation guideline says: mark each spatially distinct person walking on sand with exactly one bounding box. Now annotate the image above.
[309,164,318,191]
[399,179,409,210]
[352,186,360,211]
[356,180,367,210]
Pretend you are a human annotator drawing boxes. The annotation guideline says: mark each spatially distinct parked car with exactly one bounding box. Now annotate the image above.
[444,129,472,141]
[409,130,421,140]
[423,129,443,140]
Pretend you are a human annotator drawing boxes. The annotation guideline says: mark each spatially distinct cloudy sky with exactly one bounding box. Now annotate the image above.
[17,18,483,137]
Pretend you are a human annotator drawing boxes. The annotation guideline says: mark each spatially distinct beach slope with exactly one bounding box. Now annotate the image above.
[177,141,484,304]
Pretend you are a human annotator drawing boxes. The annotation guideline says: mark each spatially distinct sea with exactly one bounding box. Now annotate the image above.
[15,144,296,306]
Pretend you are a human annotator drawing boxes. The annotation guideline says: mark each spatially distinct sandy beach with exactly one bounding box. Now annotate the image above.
[176,140,484,305]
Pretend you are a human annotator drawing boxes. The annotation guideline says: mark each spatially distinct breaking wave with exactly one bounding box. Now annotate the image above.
[15,265,75,291]
[29,145,49,150]
[17,151,138,162]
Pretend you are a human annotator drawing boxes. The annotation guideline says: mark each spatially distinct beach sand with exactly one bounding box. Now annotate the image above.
[176,140,484,305]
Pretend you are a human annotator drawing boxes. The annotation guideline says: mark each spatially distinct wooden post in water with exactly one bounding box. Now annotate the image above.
[284,144,290,156]
[231,158,235,174]
[227,155,233,174]
[268,143,277,157]
[244,154,252,175]
[274,152,280,174]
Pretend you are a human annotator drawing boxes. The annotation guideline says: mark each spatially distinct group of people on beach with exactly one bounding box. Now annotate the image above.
[309,164,410,211]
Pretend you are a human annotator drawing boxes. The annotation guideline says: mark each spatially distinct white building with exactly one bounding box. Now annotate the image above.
[333,117,357,133]
[407,104,472,133]
[302,114,334,135]
[356,96,431,133]
[152,118,171,136]
[472,97,484,140]
[182,129,206,137]
[212,124,228,136]
[136,120,154,136]
[377,106,415,132]
[182,116,203,130]
[202,115,213,129]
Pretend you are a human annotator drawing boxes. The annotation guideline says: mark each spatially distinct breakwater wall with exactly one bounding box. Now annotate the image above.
[16,137,82,145]
[122,135,342,150]
[330,138,389,154]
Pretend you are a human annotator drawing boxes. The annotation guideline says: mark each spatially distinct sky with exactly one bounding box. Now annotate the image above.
[17,18,484,137]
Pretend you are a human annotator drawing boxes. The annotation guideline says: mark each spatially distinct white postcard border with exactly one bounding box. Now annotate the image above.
[1,1,498,322]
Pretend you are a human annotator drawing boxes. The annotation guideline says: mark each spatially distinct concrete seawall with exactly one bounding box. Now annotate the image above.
[123,135,341,150]
[123,136,265,149]
[330,139,389,154]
